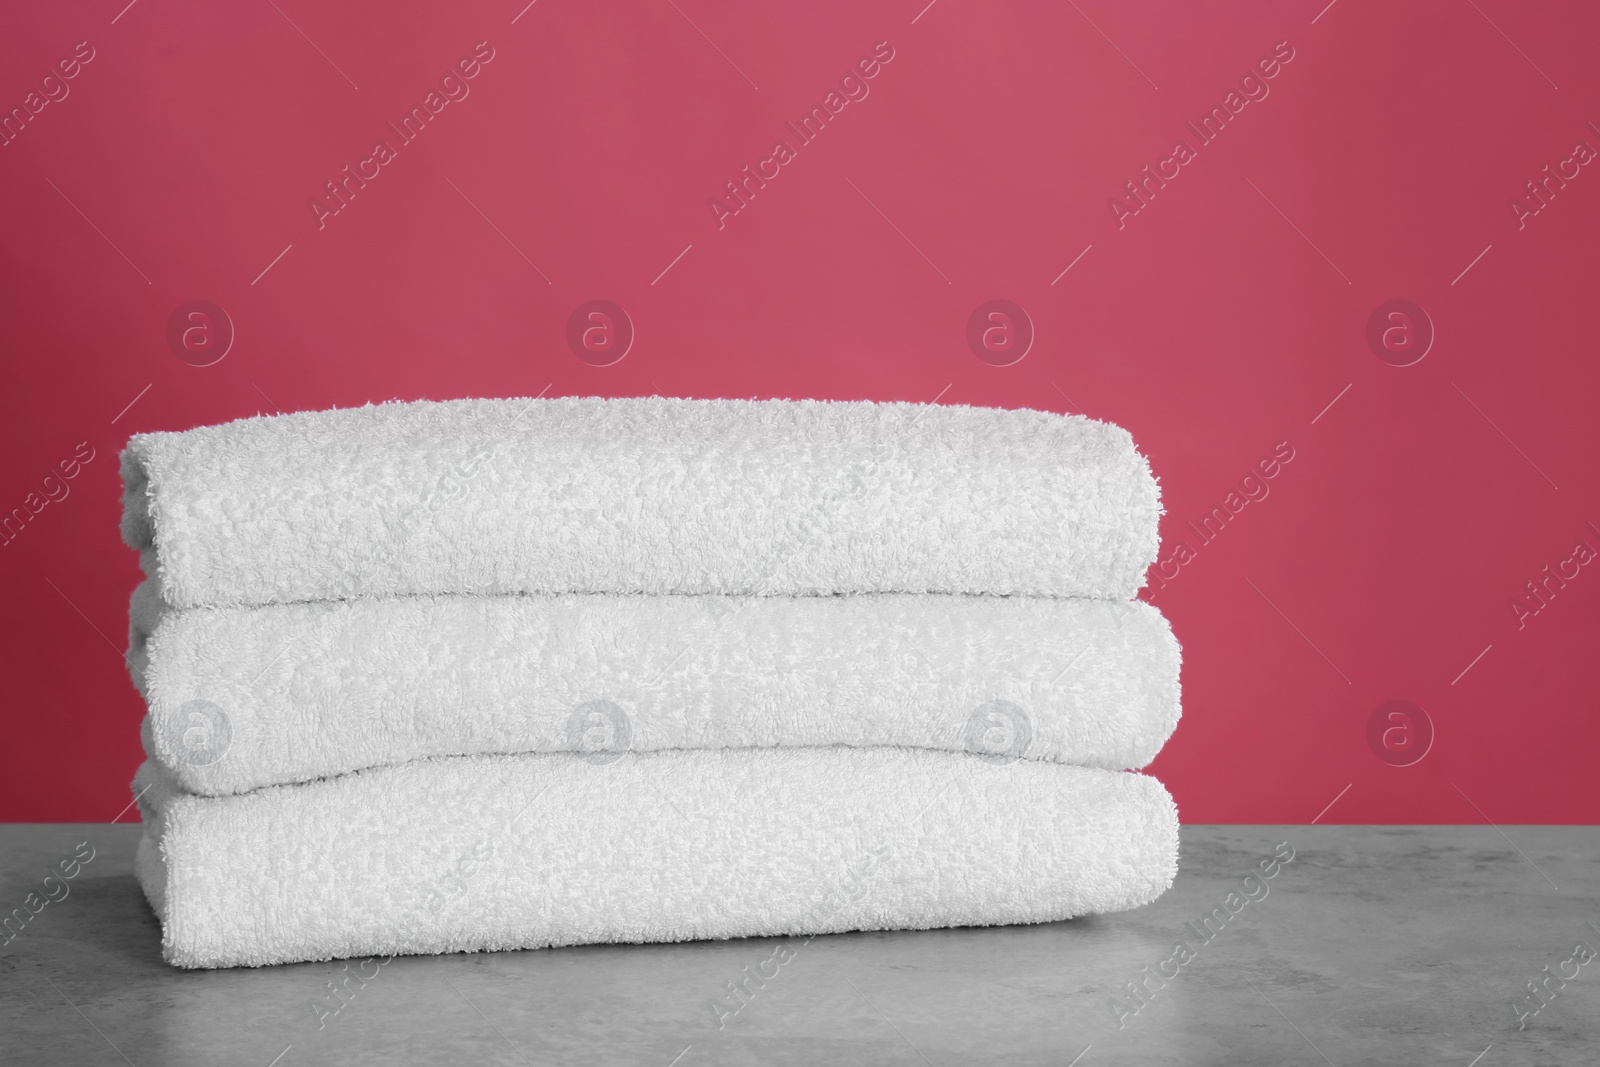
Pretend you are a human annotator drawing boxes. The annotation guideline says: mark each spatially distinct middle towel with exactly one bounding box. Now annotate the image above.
[131,582,1180,796]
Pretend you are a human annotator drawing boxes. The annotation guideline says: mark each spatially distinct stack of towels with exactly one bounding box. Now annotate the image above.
[123,396,1182,969]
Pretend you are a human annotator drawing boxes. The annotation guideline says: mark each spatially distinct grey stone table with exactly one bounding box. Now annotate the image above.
[2,824,1596,1066]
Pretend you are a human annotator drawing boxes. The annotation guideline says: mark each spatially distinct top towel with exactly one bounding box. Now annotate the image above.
[122,396,1161,609]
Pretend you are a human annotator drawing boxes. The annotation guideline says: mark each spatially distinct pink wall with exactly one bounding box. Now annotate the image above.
[2,0,1596,823]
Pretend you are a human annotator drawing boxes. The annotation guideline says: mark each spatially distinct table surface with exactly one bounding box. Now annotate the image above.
[1,824,1596,1066]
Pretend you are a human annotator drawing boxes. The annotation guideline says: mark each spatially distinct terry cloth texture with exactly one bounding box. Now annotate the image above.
[128,582,1181,795]
[133,747,1179,969]
[120,396,1162,609]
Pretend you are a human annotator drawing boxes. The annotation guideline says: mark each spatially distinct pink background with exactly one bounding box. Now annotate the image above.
[2,0,1595,823]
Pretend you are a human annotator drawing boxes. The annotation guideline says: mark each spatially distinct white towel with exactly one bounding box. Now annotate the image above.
[128,581,1180,795]
[132,747,1178,969]
[121,396,1161,609]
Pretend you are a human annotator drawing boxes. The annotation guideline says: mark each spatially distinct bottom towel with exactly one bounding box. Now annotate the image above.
[134,747,1178,969]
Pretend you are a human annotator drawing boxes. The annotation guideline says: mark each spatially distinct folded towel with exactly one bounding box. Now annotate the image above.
[121,396,1161,609]
[132,747,1179,969]
[128,580,1180,795]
